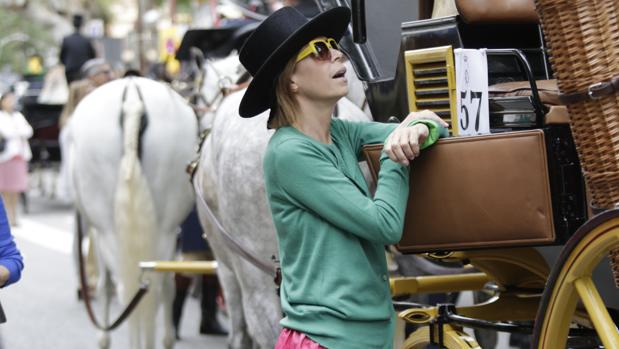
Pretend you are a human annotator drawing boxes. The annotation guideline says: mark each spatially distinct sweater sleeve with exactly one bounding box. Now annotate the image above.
[0,113,10,137]
[335,118,448,159]
[335,119,397,160]
[406,119,450,150]
[0,200,23,287]
[272,139,410,244]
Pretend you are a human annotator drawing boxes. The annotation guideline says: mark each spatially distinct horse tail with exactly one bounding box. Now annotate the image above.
[113,78,158,347]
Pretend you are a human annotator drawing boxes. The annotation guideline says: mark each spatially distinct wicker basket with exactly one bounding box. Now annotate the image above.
[535,0,619,208]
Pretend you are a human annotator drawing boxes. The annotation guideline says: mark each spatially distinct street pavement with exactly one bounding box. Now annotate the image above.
[1,186,519,348]
[1,192,227,349]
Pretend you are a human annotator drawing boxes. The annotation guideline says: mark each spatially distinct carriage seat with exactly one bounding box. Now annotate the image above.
[454,0,538,24]
[488,80,570,125]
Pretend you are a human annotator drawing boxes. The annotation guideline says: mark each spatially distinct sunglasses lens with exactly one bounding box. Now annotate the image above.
[328,39,339,49]
[313,42,331,61]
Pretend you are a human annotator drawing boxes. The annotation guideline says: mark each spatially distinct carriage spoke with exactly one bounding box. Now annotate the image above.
[573,276,619,348]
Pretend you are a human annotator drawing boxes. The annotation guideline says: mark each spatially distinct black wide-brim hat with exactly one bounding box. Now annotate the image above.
[238,6,351,118]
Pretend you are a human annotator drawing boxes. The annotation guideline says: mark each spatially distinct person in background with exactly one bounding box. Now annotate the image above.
[60,14,96,84]
[238,7,447,348]
[0,196,24,333]
[0,91,33,227]
[172,207,227,339]
[55,58,114,298]
[58,58,115,129]
[0,197,23,288]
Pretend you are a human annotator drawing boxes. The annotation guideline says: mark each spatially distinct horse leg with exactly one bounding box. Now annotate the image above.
[219,262,252,349]
[97,269,113,349]
[139,293,155,349]
[162,272,175,349]
[239,274,281,349]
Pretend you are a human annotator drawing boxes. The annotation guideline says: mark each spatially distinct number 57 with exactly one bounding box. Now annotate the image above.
[460,90,483,132]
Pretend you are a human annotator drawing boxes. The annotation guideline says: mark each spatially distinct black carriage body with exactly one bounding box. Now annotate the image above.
[316,1,588,248]
[19,74,62,164]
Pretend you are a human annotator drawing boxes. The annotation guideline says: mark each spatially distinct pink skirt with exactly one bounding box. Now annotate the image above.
[275,328,324,349]
[0,157,28,192]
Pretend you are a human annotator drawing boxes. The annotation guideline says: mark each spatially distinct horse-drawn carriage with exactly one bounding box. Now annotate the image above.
[131,0,619,347]
[341,0,619,347]
[19,73,62,165]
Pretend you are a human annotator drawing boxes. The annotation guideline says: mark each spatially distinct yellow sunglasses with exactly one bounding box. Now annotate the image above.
[296,38,341,63]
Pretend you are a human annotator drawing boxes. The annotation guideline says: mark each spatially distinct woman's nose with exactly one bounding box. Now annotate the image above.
[331,48,345,62]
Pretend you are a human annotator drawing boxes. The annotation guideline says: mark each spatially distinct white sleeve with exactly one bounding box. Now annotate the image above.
[14,113,33,138]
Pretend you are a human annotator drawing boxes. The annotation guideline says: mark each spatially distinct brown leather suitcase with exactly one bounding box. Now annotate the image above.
[363,129,560,253]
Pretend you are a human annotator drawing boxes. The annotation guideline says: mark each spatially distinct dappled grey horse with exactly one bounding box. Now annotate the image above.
[193,55,373,348]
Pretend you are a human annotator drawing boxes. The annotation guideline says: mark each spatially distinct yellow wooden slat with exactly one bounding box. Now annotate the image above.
[404,45,458,135]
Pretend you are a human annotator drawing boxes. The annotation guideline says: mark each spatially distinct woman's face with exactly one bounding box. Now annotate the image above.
[1,93,15,112]
[291,37,349,103]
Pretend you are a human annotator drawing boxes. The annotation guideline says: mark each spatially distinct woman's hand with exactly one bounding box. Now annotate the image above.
[0,265,10,287]
[384,110,448,166]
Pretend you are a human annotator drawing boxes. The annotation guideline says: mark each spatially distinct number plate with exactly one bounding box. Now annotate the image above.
[454,49,490,135]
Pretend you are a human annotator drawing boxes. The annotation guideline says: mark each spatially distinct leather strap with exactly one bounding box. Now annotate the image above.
[76,212,149,331]
[192,176,280,284]
[559,75,619,105]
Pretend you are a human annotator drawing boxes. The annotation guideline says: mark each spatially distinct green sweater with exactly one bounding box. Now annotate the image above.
[263,118,446,349]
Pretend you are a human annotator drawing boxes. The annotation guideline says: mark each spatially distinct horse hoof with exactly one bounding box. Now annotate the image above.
[163,335,175,349]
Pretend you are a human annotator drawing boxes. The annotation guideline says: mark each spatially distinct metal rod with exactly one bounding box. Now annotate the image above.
[139,260,218,275]
[390,272,490,297]
[486,48,547,127]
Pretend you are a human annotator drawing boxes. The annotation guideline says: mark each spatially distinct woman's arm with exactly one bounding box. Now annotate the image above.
[341,110,449,162]
[272,140,410,244]
[0,199,24,287]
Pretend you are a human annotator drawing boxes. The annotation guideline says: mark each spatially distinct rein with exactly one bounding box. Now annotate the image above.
[192,166,281,285]
[76,212,148,331]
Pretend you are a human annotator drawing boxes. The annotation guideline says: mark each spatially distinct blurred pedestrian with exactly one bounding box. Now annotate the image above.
[59,58,114,128]
[0,195,24,349]
[0,196,24,289]
[55,58,115,298]
[172,207,227,339]
[59,14,96,84]
[0,91,33,227]
[57,58,115,202]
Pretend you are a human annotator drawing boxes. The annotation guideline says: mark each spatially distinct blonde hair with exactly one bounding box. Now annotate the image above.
[268,56,300,129]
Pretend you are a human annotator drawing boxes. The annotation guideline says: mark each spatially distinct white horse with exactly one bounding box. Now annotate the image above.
[198,53,248,129]
[193,56,372,348]
[69,77,198,349]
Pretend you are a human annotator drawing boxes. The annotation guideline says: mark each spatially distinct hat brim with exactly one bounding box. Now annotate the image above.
[239,7,351,118]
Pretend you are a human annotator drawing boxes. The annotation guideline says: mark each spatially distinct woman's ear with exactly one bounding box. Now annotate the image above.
[290,80,299,93]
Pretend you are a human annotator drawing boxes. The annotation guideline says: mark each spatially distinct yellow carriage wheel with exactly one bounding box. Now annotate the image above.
[402,324,480,349]
[532,210,619,349]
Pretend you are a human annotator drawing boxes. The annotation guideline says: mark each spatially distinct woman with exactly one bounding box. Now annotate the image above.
[0,91,33,226]
[238,7,448,349]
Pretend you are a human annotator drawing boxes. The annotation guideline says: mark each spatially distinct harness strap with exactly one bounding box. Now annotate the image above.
[76,212,148,331]
[192,175,280,283]
[559,75,619,105]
